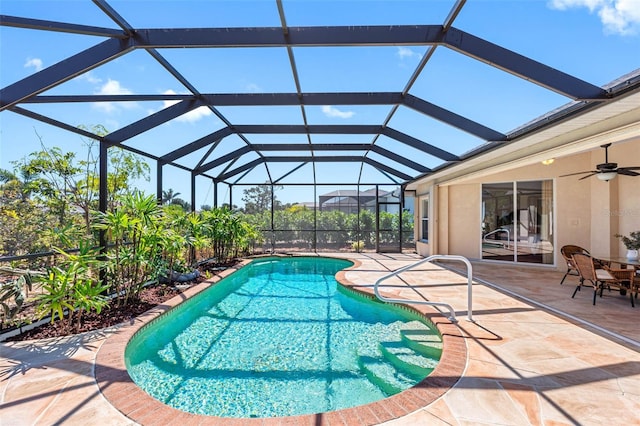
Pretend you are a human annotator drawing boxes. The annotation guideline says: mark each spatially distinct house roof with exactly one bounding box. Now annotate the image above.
[319,188,388,198]
[406,72,640,189]
[321,196,359,207]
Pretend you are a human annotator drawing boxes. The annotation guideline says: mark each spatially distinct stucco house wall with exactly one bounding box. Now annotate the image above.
[413,137,639,269]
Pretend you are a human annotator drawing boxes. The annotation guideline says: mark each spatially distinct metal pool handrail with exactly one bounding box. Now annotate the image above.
[373,255,473,323]
[483,228,510,249]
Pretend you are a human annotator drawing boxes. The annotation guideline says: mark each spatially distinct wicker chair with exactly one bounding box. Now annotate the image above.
[571,253,635,307]
[560,245,591,285]
[630,266,640,302]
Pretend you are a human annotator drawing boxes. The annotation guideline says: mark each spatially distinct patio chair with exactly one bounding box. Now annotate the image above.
[560,245,591,285]
[571,253,635,307]
[607,266,638,306]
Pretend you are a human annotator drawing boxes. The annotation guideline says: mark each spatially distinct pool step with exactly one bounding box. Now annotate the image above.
[379,342,437,381]
[400,329,443,360]
[358,355,416,396]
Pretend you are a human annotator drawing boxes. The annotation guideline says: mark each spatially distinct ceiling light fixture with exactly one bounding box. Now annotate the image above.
[541,158,555,165]
[596,172,617,181]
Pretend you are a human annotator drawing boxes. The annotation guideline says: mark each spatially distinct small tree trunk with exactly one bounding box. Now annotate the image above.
[76,309,83,333]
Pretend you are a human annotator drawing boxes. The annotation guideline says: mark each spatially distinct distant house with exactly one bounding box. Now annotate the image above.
[320,195,360,214]
[318,188,397,213]
[293,202,318,210]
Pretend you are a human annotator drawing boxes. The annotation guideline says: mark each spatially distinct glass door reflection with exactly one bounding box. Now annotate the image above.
[482,182,515,261]
[482,181,554,264]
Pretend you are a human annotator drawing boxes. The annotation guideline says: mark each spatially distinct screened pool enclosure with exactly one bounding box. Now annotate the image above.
[225,184,414,253]
[2,0,638,254]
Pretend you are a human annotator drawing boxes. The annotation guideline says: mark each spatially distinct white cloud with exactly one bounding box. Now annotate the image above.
[322,105,355,119]
[93,79,136,113]
[396,46,422,60]
[97,79,131,96]
[161,89,212,123]
[549,0,640,35]
[78,71,102,84]
[24,57,43,72]
[245,82,262,92]
[177,106,212,123]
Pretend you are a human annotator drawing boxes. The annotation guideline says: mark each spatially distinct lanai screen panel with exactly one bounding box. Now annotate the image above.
[1,0,639,204]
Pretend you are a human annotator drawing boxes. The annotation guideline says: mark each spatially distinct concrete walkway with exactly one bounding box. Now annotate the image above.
[1,253,639,425]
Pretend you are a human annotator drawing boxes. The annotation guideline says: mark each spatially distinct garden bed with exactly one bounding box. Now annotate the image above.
[3,284,184,341]
[2,259,240,342]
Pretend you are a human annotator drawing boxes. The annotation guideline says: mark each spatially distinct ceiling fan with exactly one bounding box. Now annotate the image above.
[560,143,640,181]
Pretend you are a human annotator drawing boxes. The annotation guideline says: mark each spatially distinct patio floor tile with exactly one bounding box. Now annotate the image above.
[2,253,639,425]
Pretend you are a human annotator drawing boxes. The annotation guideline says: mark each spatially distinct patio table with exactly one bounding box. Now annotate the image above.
[595,256,639,299]
[595,256,640,268]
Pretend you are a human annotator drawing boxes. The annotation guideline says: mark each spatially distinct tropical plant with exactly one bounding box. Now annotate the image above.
[94,192,163,305]
[183,210,211,265]
[72,278,109,332]
[201,207,262,263]
[42,223,85,251]
[235,220,263,257]
[35,242,107,332]
[206,208,237,262]
[36,265,76,327]
[615,231,640,250]
[0,267,37,328]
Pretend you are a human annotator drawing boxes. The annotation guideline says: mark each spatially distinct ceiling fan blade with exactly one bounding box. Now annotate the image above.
[578,173,597,180]
[617,169,640,176]
[559,170,596,177]
[618,166,640,171]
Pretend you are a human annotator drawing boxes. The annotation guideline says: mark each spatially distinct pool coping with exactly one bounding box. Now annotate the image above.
[95,256,467,426]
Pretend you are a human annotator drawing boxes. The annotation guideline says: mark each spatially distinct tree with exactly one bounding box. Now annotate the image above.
[170,197,191,211]
[162,188,181,205]
[242,184,282,214]
[9,126,151,233]
[105,143,150,211]
[17,144,82,229]
[0,165,52,255]
[0,168,38,202]
[1,125,151,254]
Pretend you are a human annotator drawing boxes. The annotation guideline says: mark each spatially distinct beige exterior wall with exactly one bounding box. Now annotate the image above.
[444,185,478,258]
[556,152,592,253]
[413,138,640,269]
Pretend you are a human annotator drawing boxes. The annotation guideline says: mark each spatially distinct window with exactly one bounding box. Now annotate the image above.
[420,195,429,241]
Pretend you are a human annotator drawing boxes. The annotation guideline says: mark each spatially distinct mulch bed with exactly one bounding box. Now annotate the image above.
[4,259,241,342]
[4,284,186,342]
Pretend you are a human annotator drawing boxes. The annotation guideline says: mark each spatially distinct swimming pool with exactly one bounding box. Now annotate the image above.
[125,256,443,419]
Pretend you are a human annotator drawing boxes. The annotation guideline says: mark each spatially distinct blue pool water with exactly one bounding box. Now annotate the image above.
[125,257,442,418]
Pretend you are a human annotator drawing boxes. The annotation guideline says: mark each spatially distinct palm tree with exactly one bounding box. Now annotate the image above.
[161,188,181,205]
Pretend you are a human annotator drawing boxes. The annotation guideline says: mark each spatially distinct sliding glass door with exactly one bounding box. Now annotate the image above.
[482,182,515,261]
[481,180,554,264]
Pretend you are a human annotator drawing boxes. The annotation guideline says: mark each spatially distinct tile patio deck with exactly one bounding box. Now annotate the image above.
[1,252,639,425]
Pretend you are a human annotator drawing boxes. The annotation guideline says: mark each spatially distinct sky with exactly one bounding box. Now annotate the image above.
[1,0,640,207]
